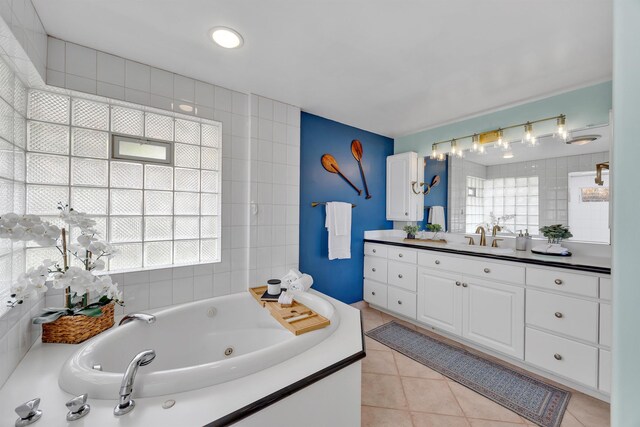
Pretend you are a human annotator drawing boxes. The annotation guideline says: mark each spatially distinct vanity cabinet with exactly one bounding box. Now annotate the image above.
[386,152,423,221]
[417,258,524,359]
[363,240,612,398]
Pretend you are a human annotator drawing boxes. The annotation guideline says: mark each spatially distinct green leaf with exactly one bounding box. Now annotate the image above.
[32,310,68,324]
[76,307,104,317]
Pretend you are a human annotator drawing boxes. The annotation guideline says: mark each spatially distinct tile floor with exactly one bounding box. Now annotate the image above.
[352,301,611,427]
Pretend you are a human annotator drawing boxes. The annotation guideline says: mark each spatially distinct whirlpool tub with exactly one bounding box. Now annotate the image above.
[59,291,339,399]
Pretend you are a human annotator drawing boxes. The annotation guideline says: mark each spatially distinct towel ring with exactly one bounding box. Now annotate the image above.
[411,181,425,195]
[423,184,432,195]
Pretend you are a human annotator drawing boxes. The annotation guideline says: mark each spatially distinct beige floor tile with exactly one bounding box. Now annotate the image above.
[361,405,413,427]
[447,381,523,423]
[379,312,417,329]
[365,335,391,352]
[362,372,408,410]
[393,351,444,380]
[411,412,471,427]
[351,300,369,310]
[467,419,525,426]
[566,392,610,427]
[363,350,399,375]
[401,377,464,416]
[558,410,585,427]
[362,315,386,331]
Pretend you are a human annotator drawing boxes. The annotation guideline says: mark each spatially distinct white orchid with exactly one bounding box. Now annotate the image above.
[3,204,123,310]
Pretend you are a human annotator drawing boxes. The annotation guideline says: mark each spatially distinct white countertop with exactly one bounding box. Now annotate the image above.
[0,291,363,427]
[364,232,611,274]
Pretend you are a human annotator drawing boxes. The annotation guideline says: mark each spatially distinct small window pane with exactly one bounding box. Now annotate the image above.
[144,164,173,190]
[174,240,199,264]
[113,136,171,163]
[110,217,142,243]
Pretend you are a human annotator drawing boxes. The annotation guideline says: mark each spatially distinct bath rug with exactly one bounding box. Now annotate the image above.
[366,321,570,427]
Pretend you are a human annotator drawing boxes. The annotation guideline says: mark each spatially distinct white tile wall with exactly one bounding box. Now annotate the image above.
[0,0,46,85]
[0,53,42,388]
[249,95,300,286]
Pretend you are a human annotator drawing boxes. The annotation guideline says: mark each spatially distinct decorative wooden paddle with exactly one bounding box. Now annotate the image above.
[431,175,441,188]
[351,139,371,199]
[321,154,362,195]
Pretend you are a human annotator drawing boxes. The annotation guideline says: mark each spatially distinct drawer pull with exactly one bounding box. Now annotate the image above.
[398,253,403,258]
[405,212,408,216]
[554,312,563,318]
[397,300,403,305]
[554,353,563,361]
[398,274,403,279]
[435,260,440,265]
[371,291,376,296]
[372,249,376,253]
[555,279,563,285]
[462,283,468,288]
[483,268,491,273]
[372,268,376,272]
[455,281,461,286]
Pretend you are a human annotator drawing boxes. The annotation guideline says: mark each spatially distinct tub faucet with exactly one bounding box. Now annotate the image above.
[114,350,156,416]
[475,226,487,246]
[119,313,156,326]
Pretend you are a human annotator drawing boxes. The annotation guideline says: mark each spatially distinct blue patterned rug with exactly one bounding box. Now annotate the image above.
[366,322,570,427]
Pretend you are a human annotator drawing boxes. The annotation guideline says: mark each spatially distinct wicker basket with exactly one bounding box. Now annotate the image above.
[42,302,115,344]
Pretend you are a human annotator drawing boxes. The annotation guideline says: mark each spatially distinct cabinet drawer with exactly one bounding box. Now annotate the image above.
[364,243,388,258]
[527,267,598,298]
[600,277,612,301]
[418,252,458,271]
[387,261,417,292]
[387,247,417,264]
[364,256,387,283]
[364,279,387,308]
[599,349,611,394]
[600,303,612,347]
[387,287,417,319]
[525,327,598,388]
[526,289,598,343]
[464,259,525,284]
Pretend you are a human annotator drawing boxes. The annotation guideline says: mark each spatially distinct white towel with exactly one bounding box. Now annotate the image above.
[326,202,351,260]
[289,274,314,292]
[280,269,302,289]
[428,206,446,232]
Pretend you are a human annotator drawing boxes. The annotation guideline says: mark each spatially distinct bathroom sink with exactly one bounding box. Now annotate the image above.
[446,243,515,255]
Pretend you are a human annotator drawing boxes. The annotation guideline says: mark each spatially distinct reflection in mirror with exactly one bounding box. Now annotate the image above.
[421,158,448,231]
[446,123,611,244]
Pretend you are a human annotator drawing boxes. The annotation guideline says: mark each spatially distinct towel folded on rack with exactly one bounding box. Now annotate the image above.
[289,274,314,292]
[326,202,352,260]
[428,206,446,232]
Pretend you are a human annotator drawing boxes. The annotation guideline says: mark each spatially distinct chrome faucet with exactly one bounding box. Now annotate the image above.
[475,226,487,246]
[119,313,156,326]
[114,350,156,416]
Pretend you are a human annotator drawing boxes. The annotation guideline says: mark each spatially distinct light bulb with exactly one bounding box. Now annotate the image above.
[497,129,504,147]
[524,123,533,142]
[438,153,445,161]
[431,144,437,159]
[472,134,479,152]
[528,135,537,147]
[478,144,486,154]
[557,115,567,140]
[450,139,457,156]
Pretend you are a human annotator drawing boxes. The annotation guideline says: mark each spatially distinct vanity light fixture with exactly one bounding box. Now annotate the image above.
[428,113,566,158]
[209,27,244,49]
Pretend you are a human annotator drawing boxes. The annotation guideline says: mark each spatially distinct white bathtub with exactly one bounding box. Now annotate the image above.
[59,291,339,399]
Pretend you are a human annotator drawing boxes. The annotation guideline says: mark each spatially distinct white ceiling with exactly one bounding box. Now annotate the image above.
[32,0,612,137]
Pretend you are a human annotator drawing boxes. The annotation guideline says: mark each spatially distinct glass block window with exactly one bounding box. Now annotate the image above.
[465,176,539,234]
[25,90,222,271]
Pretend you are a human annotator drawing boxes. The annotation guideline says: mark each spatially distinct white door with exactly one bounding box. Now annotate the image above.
[386,152,417,221]
[462,278,525,359]
[417,269,462,335]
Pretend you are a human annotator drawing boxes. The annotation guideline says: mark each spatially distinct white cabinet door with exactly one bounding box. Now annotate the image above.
[386,152,423,221]
[417,269,462,335]
[462,278,525,359]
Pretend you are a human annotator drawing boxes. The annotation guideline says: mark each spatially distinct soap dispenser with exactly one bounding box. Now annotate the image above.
[516,230,526,251]
[524,229,532,251]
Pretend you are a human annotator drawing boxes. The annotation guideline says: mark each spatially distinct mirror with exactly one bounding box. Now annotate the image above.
[423,123,611,244]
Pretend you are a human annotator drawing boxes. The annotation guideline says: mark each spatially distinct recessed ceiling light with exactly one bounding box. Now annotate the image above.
[565,134,599,145]
[503,152,514,159]
[209,27,243,49]
[178,104,193,112]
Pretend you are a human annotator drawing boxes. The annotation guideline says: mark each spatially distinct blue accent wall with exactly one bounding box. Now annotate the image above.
[300,113,394,304]
[422,157,448,230]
